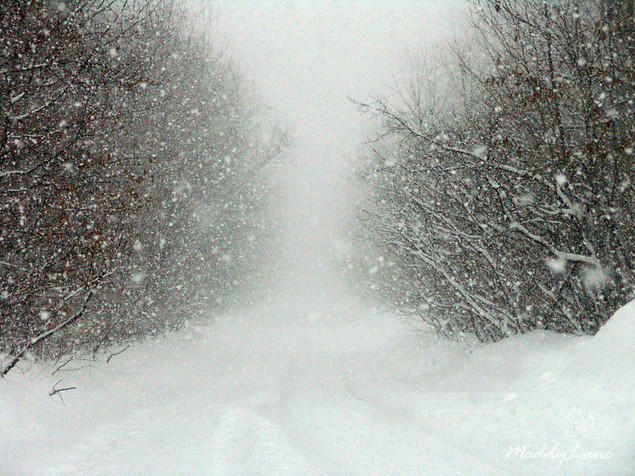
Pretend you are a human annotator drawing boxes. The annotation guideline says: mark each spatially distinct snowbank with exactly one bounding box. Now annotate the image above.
[571,299,635,388]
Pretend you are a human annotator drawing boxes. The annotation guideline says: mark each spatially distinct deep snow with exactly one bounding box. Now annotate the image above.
[1,295,633,475]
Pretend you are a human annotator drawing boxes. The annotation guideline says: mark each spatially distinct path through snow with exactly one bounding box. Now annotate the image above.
[1,295,633,475]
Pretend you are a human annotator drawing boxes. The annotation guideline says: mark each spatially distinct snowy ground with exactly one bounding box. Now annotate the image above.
[1,294,633,475]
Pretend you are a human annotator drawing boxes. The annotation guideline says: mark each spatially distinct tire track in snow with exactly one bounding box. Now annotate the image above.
[207,404,316,475]
[37,389,316,476]
[266,354,506,476]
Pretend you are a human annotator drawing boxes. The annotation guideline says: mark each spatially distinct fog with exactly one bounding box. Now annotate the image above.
[213,0,467,298]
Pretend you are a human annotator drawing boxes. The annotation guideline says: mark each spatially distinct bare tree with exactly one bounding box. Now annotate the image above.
[354,0,633,341]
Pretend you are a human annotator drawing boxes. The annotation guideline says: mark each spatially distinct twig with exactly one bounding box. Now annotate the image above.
[509,221,600,266]
[0,260,28,271]
[106,345,130,363]
[51,356,74,376]
[49,378,77,405]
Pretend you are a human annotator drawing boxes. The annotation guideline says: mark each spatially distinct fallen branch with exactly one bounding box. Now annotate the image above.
[49,378,76,405]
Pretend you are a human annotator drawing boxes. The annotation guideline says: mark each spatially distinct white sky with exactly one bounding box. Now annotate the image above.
[210,0,467,293]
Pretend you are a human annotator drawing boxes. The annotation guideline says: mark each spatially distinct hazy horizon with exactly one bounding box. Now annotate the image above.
[212,0,468,296]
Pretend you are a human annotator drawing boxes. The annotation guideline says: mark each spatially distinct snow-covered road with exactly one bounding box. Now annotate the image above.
[2,296,633,475]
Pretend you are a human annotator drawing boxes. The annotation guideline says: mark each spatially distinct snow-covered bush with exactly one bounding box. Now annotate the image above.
[0,0,281,371]
[354,0,633,341]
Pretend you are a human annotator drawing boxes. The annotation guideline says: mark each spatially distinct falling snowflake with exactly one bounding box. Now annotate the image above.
[582,266,608,290]
[546,256,567,274]
[555,173,567,186]
[471,144,487,159]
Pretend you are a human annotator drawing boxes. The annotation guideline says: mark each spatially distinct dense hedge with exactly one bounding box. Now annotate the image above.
[1,0,281,371]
